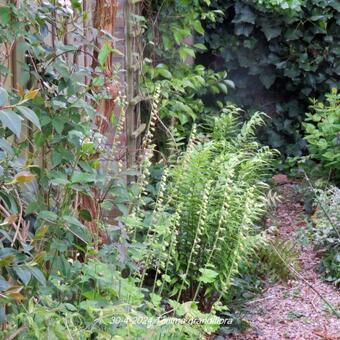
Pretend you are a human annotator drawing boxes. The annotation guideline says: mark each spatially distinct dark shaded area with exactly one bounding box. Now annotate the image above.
[197,0,340,157]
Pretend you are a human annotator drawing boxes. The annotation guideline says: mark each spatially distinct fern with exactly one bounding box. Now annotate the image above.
[265,239,300,281]
[129,107,276,306]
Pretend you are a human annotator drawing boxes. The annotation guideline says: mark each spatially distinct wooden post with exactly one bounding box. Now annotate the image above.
[92,0,119,134]
[124,0,141,169]
[78,0,119,243]
[125,0,134,168]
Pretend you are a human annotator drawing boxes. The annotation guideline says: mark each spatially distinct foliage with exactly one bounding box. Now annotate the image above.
[257,239,300,281]
[2,252,221,339]
[128,107,276,308]
[0,1,226,338]
[303,89,340,179]
[225,236,300,305]
[0,0,301,338]
[143,64,232,133]
[142,0,234,142]
[0,0,131,333]
[256,0,303,12]
[0,2,247,335]
[200,0,339,157]
[310,186,340,286]
[0,88,41,138]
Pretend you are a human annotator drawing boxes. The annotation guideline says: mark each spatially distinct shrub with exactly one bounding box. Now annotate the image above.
[311,186,340,286]
[303,89,340,179]
[2,256,217,339]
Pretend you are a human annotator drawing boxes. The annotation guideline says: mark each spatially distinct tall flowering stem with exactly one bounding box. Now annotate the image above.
[193,176,233,302]
[129,86,160,240]
[176,179,212,302]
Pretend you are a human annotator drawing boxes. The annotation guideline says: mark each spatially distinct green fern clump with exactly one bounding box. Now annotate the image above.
[131,108,276,307]
[258,239,300,281]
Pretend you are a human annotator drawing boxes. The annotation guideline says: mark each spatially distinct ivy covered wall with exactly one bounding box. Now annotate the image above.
[199,0,339,156]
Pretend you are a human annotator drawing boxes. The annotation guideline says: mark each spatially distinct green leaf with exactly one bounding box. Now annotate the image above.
[68,130,83,147]
[261,24,282,40]
[51,151,62,167]
[79,209,92,222]
[17,106,41,129]
[234,23,254,37]
[150,293,162,306]
[52,118,65,134]
[168,300,186,316]
[100,200,113,210]
[38,210,58,222]
[0,138,13,155]
[194,43,207,50]
[193,20,204,34]
[173,28,184,44]
[0,6,11,26]
[0,87,8,106]
[233,4,255,24]
[259,73,276,89]
[92,76,105,87]
[29,267,46,286]
[0,109,22,137]
[0,275,10,291]
[71,171,95,183]
[198,268,219,283]
[218,83,228,94]
[156,68,172,79]
[178,47,195,61]
[14,266,32,286]
[63,215,91,243]
[98,42,112,67]
[224,79,235,89]
[64,303,78,312]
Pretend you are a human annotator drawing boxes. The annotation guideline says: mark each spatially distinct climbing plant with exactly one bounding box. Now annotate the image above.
[141,0,234,146]
[0,0,131,324]
[199,0,339,157]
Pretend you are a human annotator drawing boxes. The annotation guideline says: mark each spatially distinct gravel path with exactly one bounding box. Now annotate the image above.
[227,183,340,340]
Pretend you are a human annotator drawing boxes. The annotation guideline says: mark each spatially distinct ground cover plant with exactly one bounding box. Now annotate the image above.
[0,96,276,338]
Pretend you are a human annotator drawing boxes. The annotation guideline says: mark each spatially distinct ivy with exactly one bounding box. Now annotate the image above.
[200,0,339,157]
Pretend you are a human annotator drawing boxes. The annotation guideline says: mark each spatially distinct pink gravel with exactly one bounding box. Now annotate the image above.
[227,183,340,340]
